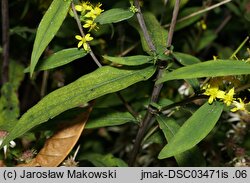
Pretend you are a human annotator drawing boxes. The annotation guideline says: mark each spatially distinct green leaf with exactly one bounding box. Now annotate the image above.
[103,55,154,66]
[144,131,165,145]
[175,7,202,31]
[9,60,25,90]
[157,60,250,84]
[25,48,87,72]
[157,116,206,166]
[173,52,200,66]
[197,30,217,51]
[86,109,136,129]
[130,12,168,55]
[0,61,25,131]
[1,66,155,148]
[95,8,134,24]
[0,83,19,131]
[172,52,201,91]
[158,102,223,159]
[79,153,128,167]
[30,0,71,76]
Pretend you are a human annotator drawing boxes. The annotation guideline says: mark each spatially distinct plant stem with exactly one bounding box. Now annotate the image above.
[128,0,180,166]
[116,92,139,120]
[1,0,10,84]
[41,71,49,98]
[160,95,208,113]
[230,36,249,59]
[71,2,102,68]
[71,2,139,124]
[133,0,156,52]
[163,0,232,28]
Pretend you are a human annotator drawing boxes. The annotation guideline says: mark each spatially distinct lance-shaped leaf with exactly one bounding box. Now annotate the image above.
[103,55,154,66]
[95,8,134,24]
[173,52,200,66]
[86,109,136,129]
[30,0,71,76]
[25,48,87,72]
[157,60,250,84]
[17,104,93,167]
[1,65,155,148]
[158,101,223,159]
[157,116,206,166]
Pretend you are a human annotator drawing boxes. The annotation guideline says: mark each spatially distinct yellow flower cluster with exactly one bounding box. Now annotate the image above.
[74,1,104,51]
[75,1,103,32]
[203,77,249,113]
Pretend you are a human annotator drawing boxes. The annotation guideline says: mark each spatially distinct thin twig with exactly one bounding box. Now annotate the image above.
[230,36,249,59]
[118,42,139,57]
[133,0,156,52]
[215,14,232,34]
[71,2,102,68]
[1,0,10,84]
[128,0,180,166]
[160,95,208,113]
[166,0,180,48]
[116,92,139,120]
[71,2,139,124]
[163,0,232,28]
[41,71,49,98]
[235,83,250,93]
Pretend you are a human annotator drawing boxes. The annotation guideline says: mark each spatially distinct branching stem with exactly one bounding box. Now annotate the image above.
[71,2,102,68]
[129,0,180,166]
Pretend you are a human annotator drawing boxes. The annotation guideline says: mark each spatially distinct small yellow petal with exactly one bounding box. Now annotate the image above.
[83,43,88,51]
[75,5,83,12]
[208,96,214,104]
[77,41,83,48]
[85,34,93,41]
[75,35,82,40]
[216,90,225,99]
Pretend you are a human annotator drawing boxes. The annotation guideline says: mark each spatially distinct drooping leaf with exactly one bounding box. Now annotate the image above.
[1,65,155,148]
[157,116,206,166]
[158,101,223,159]
[95,8,134,24]
[79,153,128,167]
[25,48,87,72]
[30,0,71,76]
[173,52,200,66]
[103,55,154,66]
[17,104,93,167]
[86,109,136,129]
[130,12,168,55]
[157,60,250,84]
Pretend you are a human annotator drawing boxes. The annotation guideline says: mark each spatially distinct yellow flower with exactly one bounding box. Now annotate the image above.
[75,34,93,51]
[85,3,103,19]
[75,2,93,12]
[203,85,225,104]
[83,19,98,31]
[231,98,246,112]
[219,88,235,106]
